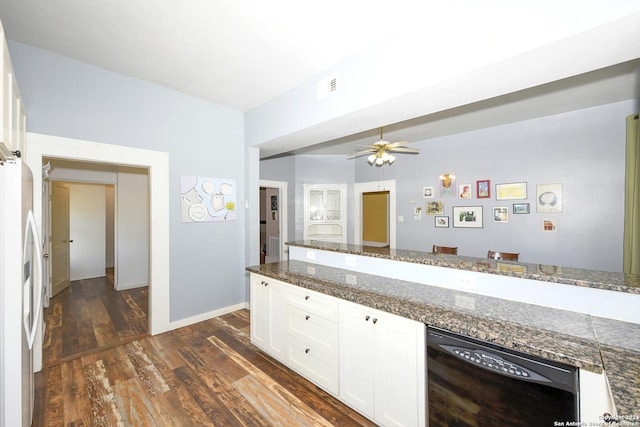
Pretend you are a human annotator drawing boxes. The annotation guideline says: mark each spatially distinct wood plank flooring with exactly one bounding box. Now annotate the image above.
[34,276,376,426]
[42,275,149,368]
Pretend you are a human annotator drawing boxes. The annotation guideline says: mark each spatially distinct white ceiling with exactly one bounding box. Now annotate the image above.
[1,1,640,156]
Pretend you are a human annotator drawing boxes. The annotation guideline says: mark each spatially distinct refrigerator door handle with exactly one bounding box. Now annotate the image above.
[23,209,43,349]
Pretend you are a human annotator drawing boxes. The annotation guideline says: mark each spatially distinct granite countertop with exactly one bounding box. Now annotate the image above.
[287,241,640,295]
[246,259,640,416]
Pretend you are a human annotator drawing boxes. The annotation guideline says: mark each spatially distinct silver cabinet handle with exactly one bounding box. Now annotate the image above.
[365,315,370,321]
[305,295,310,300]
[305,315,310,320]
[305,348,310,354]
[372,318,378,324]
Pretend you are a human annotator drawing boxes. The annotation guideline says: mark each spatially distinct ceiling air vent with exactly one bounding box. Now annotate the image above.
[317,74,338,100]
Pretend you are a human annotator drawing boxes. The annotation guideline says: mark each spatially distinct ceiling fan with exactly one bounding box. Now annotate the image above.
[348,128,420,166]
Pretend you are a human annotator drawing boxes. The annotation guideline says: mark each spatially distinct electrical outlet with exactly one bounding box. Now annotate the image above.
[454,274,475,289]
[307,266,316,275]
[346,256,357,267]
[346,274,357,285]
[306,250,315,260]
[455,294,476,310]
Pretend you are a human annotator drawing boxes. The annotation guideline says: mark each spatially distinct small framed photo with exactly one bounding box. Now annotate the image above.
[543,219,558,232]
[495,182,527,200]
[423,186,434,198]
[513,203,530,214]
[426,201,444,215]
[438,173,456,197]
[435,216,449,228]
[537,183,563,213]
[452,206,483,228]
[458,184,472,199]
[476,180,490,198]
[493,207,508,223]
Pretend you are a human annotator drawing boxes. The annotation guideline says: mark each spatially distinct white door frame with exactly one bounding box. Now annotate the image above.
[353,180,396,248]
[25,132,171,372]
[259,180,288,261]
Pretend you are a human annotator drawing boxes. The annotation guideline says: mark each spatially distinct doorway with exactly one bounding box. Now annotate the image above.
[354,180,396,247]
[259,180,288,263]
[362,191,389,247]
[26,132,170,372]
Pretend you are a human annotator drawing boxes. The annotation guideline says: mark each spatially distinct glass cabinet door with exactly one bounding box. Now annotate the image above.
[309,189,324,221]
[325,189,341,221]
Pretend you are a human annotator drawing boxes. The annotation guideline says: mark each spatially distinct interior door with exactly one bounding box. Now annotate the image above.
[69,184,106,281]
[51,182,70,297]
[362,191,389,247]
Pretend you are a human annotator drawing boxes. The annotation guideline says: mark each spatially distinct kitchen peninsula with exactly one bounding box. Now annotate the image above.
[246,241,640,424]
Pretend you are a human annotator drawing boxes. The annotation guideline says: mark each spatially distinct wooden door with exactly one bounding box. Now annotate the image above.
[51,182,70,297]
[362,191,389,246]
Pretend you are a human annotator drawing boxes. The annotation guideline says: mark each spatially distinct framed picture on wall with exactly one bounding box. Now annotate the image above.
[476,179,490,198]
[495,182,527,200]
[452,206,483,228]
[438,173,456,197]
[513,203,530,214]
[435,216,449,228]
[426,201,444,215]
[458,184,472,199]
[537,183,563,213]
[423,186,434,198]
[493,207,508,223]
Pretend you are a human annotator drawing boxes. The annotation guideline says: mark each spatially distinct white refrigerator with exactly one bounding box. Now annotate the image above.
[0,158,43,427]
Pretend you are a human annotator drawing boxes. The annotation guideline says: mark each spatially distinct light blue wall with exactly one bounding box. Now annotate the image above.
[357,100,636,272]
[260,154,355,242]
[9,41,246,322]
[265,100,637,272]
[258,155,296,244]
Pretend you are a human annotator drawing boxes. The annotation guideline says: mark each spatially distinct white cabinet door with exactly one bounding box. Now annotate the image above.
[339,301,426,427]
[0,23,25,161]
[250,274,286,361]
[372,311,425,427]
[339,303,376,417]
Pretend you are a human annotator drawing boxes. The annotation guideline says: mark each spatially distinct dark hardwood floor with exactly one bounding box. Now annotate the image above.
[34,275,375,426]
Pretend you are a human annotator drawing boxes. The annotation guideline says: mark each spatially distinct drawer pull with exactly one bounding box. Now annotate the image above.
[305,348,310,354]
[305,315,310,320]
[365,315,370,321]
[261,280,268,286]
[305,295,310,300]
[372,318,378,324]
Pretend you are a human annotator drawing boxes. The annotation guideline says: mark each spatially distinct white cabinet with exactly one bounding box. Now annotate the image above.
[339,301,426,427]
[250,274,286,362]
[249,272,426,427]
[0,20,26,162]
[284,286,339,394]
[303,184,347,243]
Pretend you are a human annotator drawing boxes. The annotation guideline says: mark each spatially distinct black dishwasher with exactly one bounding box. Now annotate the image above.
[427,327,579,426]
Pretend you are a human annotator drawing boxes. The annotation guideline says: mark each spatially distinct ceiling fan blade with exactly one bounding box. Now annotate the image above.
[348,149,377,159]
[388,147,420,154]
[386,141,411,148]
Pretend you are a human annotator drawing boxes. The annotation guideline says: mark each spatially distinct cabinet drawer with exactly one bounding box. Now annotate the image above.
[287,286,338,321]
[285,334,339,395]
[286,304,338,353]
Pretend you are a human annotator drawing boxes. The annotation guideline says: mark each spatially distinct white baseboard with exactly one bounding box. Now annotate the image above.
[166,301,250,331]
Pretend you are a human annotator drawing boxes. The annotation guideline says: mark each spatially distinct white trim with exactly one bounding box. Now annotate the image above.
[353,180,396,248]
[25,132,171,373]
[167,302,249,330]
[260,180,288,261]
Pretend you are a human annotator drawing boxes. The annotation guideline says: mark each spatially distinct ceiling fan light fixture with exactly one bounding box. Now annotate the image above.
[367,154,376,164]
[387,154,396,164]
